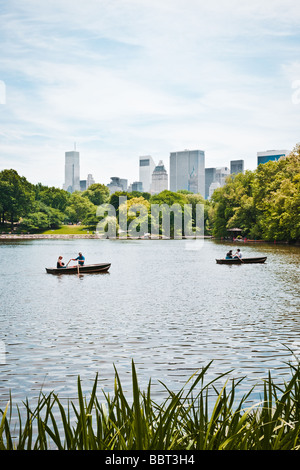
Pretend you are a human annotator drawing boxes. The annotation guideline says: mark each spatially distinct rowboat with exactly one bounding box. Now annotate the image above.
[46,263,111,274]
[216,257,267,265]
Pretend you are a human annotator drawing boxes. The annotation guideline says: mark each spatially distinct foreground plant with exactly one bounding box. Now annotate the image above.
[1,360,300,450]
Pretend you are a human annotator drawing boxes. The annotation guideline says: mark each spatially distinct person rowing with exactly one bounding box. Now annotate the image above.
[234,249,242,259]
[71,252,85,266]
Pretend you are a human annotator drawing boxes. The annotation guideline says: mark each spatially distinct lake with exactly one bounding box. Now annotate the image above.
[0,238,299,406]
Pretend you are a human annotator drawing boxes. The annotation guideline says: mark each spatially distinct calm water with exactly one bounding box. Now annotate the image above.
[0,238,299,406]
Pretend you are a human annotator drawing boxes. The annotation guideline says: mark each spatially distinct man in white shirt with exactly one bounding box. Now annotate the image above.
[234,249,242,259]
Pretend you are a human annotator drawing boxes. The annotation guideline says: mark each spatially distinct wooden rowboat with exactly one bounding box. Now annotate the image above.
[46,263,111,274]
[216,257,267,265]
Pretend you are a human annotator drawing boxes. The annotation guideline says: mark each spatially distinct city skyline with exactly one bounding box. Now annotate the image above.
[0,1,300,188]
[61,145,289,199]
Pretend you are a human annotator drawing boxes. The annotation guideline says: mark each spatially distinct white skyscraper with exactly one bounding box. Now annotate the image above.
[169,149,205,197]
[86,174,95,189]
[150,160,168,194]
[63,150,80,193]
[139,156,156,193]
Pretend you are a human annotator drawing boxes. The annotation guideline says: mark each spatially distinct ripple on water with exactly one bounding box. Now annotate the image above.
[0,239,299,405]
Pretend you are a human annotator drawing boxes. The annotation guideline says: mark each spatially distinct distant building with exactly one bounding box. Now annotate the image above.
[151,160,168,194]
[80,180,87,191]
[107,177,128,194]
[170,149,205,197]
[208,181,221,199]
[230,160,244,175]
[63,150,80,193]
[80,174,96,192]
[119,179,128,192]
[131,181,144,192]
[205,168,216,199]
[139,156,156,193]
[205,166,230,199]
[215,167,230,187]
[257,150,290,166]
[86,174,95,189]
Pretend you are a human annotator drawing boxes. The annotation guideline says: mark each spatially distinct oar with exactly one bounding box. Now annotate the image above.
[77,261,80,275]
[66,259,71,267]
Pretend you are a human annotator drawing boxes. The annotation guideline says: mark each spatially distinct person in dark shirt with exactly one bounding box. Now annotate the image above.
[57,256,65,268]
[72,252,85,266]
[226,250,233,259]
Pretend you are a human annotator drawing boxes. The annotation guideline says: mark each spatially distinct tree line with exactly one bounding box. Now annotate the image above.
[0,143,299,241]
[209,143,300,242]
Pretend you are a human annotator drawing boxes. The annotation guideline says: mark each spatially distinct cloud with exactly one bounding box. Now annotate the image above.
[0,0,299,186]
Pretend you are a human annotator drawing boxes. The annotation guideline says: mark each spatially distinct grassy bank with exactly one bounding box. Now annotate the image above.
[42,225,92,235]
[1,361,300,450]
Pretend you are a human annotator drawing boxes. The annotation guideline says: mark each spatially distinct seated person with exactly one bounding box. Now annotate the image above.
[226,250,233,259]
[57,256,66,268]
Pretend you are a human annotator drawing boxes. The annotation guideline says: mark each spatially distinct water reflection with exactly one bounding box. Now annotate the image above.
[0,239,299,405]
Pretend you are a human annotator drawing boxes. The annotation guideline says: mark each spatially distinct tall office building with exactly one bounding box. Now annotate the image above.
[170,150,205,196]
[139,156,156,193]
[87,174,95,189]
[63,150,80,193]
[205,168,216,200]
[257,150,290,166]
[230,160,244,175]
[151,160,168,194]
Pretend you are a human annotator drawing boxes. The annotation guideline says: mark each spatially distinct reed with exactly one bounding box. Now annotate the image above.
[1,360,300,450]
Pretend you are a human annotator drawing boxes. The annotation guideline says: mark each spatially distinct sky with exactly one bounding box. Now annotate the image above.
[0,0,300,188]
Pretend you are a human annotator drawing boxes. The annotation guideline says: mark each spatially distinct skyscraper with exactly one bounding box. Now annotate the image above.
[86,174,95,189]
[257,150,290,166]
[230,160,244,175]
[205,168,216,199]
[139,156,156,193]
[63,150,80,193]
[150,160,168,194]
[215,167,230,186]
[170,149,205,197]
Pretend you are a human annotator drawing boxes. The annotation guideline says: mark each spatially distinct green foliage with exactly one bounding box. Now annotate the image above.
[82,183,110,206]
[209,145,300,241]
[37,186,70,212]
[21,202,65,232]
[0,169,35,228]
[2,361,300,450]
[64,193,96,224]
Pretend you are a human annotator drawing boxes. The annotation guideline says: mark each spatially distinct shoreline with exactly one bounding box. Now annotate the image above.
[0,233,299,245]
[0,233,212,240]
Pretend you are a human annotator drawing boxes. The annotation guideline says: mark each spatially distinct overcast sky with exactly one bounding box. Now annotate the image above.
[0,0,300,188]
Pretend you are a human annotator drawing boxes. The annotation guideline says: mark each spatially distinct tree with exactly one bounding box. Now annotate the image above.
[209,144,300,242]
[82,183,110,206]
[37,186,70,212]
[118,196,150,236]
[65,193,96,224]
[0,169,35,229]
